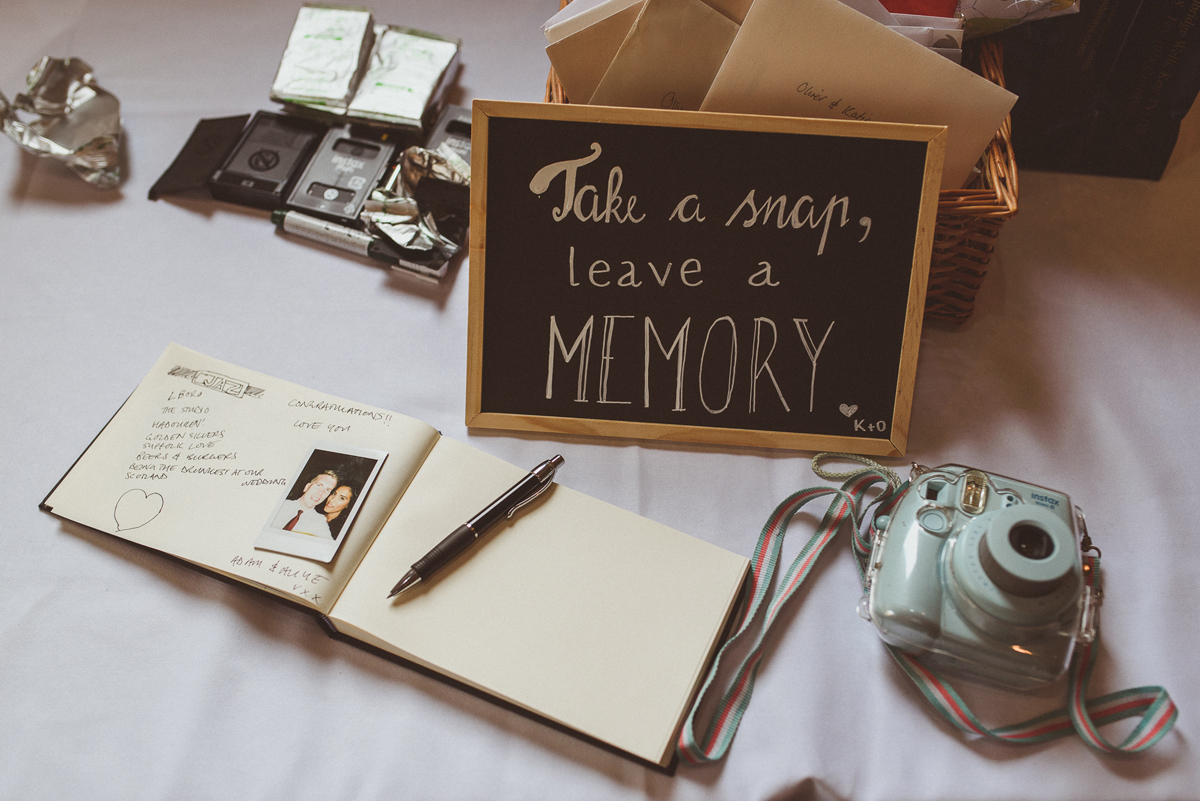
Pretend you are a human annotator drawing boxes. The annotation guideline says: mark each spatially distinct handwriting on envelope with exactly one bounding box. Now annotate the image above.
[700,0,1015,190]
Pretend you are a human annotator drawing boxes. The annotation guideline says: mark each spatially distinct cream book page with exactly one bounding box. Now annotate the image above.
[328,436,749,766]
[43,344,441,613]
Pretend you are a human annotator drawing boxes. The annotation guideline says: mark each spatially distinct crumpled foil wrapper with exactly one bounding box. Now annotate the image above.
[0,57,121,188]
[361,145,469,274]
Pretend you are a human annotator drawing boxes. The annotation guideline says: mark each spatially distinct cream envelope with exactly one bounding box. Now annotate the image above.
[703,0,753,23]
[840,0,899,25]
[544,0,643,43]
[894,12,965,29]
[700,0,1016,189]
[893,25,964,48]
[590,0,740,111]
[546,0,646,103]
[931,47,963,65]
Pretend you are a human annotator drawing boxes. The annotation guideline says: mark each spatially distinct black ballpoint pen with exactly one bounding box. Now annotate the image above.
[387,455,565,598]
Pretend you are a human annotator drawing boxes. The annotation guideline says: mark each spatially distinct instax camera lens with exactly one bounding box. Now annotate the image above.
[976,508,1076,601]
[1010,523,1054,560]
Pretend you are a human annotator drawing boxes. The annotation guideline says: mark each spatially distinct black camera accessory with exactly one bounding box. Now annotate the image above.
[286,125,395,223]
[149,114,250,201]
[208,111,328,210]
[425,104,471,165]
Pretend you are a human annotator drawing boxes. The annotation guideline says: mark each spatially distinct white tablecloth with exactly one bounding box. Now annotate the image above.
[2,2,1197,798]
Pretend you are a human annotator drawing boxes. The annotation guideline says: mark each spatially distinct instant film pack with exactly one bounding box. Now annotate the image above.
[150,4,470,280]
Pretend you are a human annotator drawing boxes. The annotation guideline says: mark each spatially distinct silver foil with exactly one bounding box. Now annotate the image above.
[360,145,468,272]
[0,57,121,188]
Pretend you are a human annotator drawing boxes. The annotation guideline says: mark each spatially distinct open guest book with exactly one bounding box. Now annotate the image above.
[41,344,750,768]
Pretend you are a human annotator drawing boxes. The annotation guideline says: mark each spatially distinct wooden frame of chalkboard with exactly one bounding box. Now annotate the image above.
[466,100,945,456]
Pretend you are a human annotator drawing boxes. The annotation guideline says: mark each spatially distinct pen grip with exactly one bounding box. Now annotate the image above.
[411,524,476,578]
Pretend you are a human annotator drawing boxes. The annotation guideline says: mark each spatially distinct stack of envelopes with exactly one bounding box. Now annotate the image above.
[543,0,1015,190]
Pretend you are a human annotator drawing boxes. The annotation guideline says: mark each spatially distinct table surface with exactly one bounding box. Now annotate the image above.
[2,2,1198,799]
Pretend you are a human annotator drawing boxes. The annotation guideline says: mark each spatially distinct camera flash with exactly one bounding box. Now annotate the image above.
[960,470,989,515]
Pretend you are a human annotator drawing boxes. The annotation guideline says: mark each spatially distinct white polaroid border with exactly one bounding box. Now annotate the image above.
[254,439,388,563]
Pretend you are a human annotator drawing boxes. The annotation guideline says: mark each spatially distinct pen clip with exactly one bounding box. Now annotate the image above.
[506,474,555,519]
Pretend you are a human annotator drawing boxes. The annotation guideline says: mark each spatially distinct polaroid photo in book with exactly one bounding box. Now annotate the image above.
[255,440,387,563]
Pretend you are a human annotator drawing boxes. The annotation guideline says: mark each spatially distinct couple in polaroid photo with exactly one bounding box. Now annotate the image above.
[256,440,386,563]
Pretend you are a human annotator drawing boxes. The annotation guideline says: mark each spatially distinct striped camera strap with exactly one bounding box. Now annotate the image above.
[889,553,1177,753]
[676,458,1177,764]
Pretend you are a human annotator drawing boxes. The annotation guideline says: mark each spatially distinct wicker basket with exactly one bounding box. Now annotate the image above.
[543,31,1017,325]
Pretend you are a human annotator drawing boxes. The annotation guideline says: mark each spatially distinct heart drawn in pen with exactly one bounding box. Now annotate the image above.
[839,404,858,418]
[114,489,164,531]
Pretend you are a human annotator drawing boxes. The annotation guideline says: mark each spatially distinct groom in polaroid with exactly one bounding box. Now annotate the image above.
[271,469,338,537]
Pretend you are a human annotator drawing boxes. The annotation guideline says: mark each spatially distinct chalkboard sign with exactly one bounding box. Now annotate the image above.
[466,100,945,455]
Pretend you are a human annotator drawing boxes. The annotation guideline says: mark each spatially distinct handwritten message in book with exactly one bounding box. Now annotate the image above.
[42,344,749,767]
[467,100,945,455]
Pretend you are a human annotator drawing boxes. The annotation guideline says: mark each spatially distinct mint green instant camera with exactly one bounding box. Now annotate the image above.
[864,465,1100,690]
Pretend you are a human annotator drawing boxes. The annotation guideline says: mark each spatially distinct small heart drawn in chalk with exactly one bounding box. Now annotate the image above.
[839,404,858,417]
